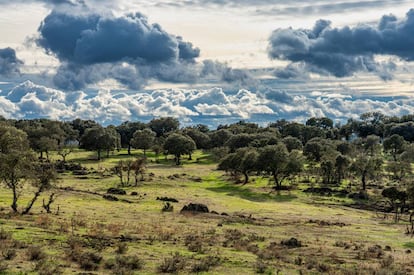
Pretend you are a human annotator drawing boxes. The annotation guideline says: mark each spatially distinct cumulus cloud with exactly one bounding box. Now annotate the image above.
[35,10,203,90]
[0,48,23,77]
[35,10,254,90]
[269,9,414,79]
[2,80,414,127]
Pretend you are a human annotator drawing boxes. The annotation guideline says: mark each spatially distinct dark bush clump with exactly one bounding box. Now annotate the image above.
[27,245,46,261]
[78,251,102,270]
[2,248,16,260]
[157,197,179,203]
[180,203,209,213]
[280,237,302,248]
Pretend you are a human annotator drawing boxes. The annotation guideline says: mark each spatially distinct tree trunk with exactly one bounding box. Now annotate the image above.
[128,144,131,155]
[273,172,281,189]
[22,188,43,215]
[143,149,146,157]
[11,185,18,213]
[97,149,101,160]
[126,163,131,186]
[188,152,192,160]
[175,155,181,165]
[242,171,249,185]
[43,193,56,214]
[361,172,366,190]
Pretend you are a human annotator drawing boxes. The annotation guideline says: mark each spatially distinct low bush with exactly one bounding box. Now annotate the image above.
[2,248,16,260]
[191,255,221,273]
[35,258,62,275]
[78,251,102,271]
[280,237,302,248]
[157,252,186,273]
[27,245,46,261]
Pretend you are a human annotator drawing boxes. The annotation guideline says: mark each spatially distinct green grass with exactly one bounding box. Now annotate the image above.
[0,150,413,274]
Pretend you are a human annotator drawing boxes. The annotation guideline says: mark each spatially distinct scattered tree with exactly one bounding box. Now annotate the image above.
[164,133,196,165]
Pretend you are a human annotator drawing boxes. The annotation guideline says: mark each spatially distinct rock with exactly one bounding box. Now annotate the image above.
[107,188,127,195]
[180,203,209,213]
[157,197,179,203]
[130,192,138,196]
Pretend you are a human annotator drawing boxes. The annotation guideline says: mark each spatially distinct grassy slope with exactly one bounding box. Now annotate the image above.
[0,149,413,274]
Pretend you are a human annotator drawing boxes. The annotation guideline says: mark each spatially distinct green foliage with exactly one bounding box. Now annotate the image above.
[149,117,179,137]
[383,134,406,160]
[80,126,121,160]
[351,154,383,190]
[164,133,196,165]
[130,128,156,156]
[218,147,259,184]
[257,144,303,189]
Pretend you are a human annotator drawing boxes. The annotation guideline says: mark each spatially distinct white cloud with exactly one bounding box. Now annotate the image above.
[1,80,414,127]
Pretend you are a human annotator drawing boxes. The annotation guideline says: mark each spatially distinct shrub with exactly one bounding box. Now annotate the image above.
[0,260,7,273]
[27,245,46,261]
[254,258,268,274]
[115,255,143,270]
[35,258,62,275]
[78,251,102,271]
[116,242,128,254]
[2,248,16,260]
[157,252,186,273]
[0,228,11,240]
[191,256,221,273]
[280,237,302,248]
[380,255,394,268]
[185,235,204,253]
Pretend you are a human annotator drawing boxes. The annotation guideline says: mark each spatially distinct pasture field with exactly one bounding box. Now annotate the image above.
[0,150,413,274]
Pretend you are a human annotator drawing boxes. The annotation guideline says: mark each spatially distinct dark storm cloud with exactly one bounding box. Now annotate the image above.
[268,9,414,78]
[0,48,23,77]
[37,12,199,65]
[36,10,211,90]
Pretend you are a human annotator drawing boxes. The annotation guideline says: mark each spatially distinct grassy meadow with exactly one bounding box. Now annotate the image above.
[0,149,413,274]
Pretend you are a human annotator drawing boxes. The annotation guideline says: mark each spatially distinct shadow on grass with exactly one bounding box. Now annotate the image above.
[206,183,297,203]
[404,242,414,249]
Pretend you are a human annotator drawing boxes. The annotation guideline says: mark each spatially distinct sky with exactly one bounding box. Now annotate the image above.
[0,0,414,127]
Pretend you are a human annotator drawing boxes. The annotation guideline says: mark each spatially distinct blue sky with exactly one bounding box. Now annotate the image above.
[0,0,414,127]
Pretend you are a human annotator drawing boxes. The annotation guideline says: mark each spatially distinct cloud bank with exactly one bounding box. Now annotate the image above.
[1,80,413,127]
[269,9,414,79]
